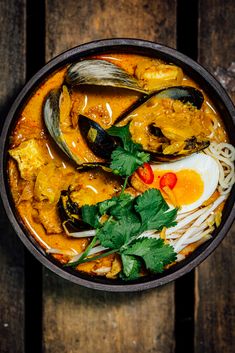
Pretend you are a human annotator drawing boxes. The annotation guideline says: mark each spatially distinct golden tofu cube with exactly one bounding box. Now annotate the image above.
[9,139,47,180]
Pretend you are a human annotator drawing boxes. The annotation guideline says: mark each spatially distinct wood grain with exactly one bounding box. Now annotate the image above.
[195,1,235,352]
[43,275,174,353]
[43,1,177,352]
[0,3,26,353]
[45,0,176,59]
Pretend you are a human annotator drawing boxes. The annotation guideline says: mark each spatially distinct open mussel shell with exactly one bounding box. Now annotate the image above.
[44,87,81,165]
[78,115,117,159]
[114,85,208,162]
[149,138,210,162]
[155,86,204,109]
[58,190,91,232]
[115,86,204,124]
[65,59,147,93]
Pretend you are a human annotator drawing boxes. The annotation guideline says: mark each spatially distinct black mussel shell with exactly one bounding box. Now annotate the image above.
[65,59,147,93]
[148,138,210,162]
[156,86,204,109]
[78,115,117,159]
[115,86,204,124]
[44,86,82,165]
[58,190,90,231]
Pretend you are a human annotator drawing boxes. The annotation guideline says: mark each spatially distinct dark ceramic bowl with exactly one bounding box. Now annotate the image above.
[1,39,235,292]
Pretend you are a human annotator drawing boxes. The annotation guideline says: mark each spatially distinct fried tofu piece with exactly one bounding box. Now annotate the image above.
[9,139,47,180]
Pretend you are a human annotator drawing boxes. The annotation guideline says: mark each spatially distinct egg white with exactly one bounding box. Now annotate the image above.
[151,153,220,213]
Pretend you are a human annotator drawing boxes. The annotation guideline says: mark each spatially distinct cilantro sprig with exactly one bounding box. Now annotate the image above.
[64,124,177,280]
[67,189,177,280]
[107,124,150,177]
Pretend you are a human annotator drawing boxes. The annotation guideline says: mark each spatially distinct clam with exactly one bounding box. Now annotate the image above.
[65,59,147,93]
[78,115,117,159]
[44,86,81,165]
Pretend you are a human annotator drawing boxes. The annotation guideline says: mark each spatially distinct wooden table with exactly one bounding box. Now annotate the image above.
[0,1,234,352]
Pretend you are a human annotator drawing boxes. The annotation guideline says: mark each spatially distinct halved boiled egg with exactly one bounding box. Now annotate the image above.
[151,153,219,213]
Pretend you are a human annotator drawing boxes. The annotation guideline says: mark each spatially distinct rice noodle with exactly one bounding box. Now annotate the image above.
[204,142,235,194]
[46,248,78,256]
[67,229,96,238]
[173,195,226,253]
[68,245,108,263]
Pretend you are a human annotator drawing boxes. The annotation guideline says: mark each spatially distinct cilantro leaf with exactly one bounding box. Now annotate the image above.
[98,193,134,219]
[135,189,177,232]
[81,204,100,228]
[98,196,121,215]
[108,124,150,177]
[120,254,142,280]
[97,213,141,249]
[107,124,131,150]
[110,146,150,176]
[122,237,177,273]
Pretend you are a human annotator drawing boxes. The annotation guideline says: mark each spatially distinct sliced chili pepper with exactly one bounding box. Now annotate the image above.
[160,172,177,189]
[137,163,154,184]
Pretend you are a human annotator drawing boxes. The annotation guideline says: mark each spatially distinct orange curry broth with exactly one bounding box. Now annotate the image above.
[7,53,228,276]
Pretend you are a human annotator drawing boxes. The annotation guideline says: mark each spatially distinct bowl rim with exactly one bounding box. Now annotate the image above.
[1,38,235,292]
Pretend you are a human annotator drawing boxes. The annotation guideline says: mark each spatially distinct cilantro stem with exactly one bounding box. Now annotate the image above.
[120,176,129,196]
[66,234,98,267]
[76,248,119,264]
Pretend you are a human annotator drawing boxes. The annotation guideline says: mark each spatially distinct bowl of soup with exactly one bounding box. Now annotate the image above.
[1,39,235,291]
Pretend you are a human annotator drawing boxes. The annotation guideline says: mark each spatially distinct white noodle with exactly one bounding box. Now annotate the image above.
[67,229,96,238]
[204,142,235,194]
[173,195,225,252]
[46,248,78,256]
[68,245,108,263]
[93,267,112,274]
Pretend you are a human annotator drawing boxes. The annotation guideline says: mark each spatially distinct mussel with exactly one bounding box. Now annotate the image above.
[65,59,147,93]
[78,115,117,159]
[115,86,204,124]
[154,86,204,109]
[58,190,91,232]
[114,86,209,162]
[44,86,81,165]
[45,81,208,166]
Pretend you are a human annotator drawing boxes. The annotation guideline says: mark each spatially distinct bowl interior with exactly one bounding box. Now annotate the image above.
[1,39,235,292]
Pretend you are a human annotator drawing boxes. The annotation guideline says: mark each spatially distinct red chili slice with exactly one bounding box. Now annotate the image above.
[160,172,177,189]
[137,163,154,184]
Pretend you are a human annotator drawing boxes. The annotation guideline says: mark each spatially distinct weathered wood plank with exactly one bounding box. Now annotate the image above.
[195,1,235,352]
[0,1,26,352]
[43,275,174,353]
[45,0,176,58]
[43,1,177,352]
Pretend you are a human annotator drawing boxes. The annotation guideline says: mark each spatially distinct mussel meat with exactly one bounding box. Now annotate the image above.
[66,59,147,93]
[78,115,117,159]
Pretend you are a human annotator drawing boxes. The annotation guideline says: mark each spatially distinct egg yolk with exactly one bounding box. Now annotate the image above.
[151,169,204,206]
